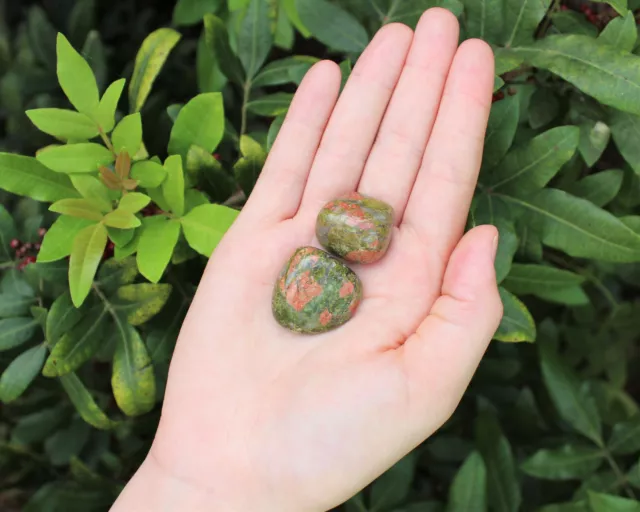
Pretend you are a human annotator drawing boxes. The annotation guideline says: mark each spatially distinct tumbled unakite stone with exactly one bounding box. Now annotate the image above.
[272,247,362,334]
[316,192,394,264]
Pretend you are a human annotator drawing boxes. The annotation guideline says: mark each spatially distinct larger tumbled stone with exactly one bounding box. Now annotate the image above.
[316,192,394,264]
[272,247,362,334]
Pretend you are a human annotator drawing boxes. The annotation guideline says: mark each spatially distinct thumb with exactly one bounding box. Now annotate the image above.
[401,225,503,430]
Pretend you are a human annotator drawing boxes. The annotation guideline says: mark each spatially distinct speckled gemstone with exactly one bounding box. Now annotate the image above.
[316,192,394,264]
[272,247,362,334]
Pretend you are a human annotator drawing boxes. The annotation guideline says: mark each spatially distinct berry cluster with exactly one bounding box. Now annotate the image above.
[10,228,46,270]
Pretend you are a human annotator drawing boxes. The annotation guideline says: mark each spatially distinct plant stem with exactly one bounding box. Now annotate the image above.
[240,80,252,138]
[98,127,116,155]
[538,0,561,38]
[605,450,637,499]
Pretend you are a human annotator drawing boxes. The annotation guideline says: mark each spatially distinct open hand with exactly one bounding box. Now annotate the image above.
[113,8,502,512]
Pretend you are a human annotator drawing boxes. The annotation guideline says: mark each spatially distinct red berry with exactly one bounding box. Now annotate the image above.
[24,243,33,250]
[34,243,41,250]
[38,228,47,237]
[25,256,36,265]
[10,239,20,249]
[213,153,221,161]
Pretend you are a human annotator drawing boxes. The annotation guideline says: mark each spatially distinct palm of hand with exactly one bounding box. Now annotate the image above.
[152,9,502,512]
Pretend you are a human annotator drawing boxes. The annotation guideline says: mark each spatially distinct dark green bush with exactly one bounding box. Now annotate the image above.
[2,0,640,510]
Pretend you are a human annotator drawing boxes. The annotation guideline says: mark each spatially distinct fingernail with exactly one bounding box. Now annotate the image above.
[491,234,499,261]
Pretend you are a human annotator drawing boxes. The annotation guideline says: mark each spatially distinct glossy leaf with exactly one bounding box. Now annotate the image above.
[168,93,224,160]
[578,119,611,167]
[237,0,273,79]
[50,199,104,221]
[0,294,34,318]
[129,28,182,113]
[504,263,585,300]
[521,444,604,480]
[512,35,640,116]
[70,175,113,212]
[610,110,640,175]
[162,155,185,216]
[494,287,536,343]
[599,12,637,52]
[37,143,115,174]
[43,306,109,377]
[501,189,640,262]
[0,318,38,351]
[608,415,640,455]
[69,223,108,307]
[488,126,579,195]
[46,292,84,346]
[483,96,520,170]
[118,192,151,213]
[173,0,222,25]
[137,217,181,283]
[0,154,80,202]
[38,216,94,263]
[296,0,369,53]
[566,169,623,207]
[181,204,238,256]
[462,0,503,44]
[112,113,142,157]
[503,0,550,47]
[253,56,318,87]
[26,109,99,141]
[0,344,47,403]
[539,342,603,444]
[203,14,245,86]
[111,319,156,417]
[114,283,172,326]
[447,451,487,512]
[56,33,99,116]
[131,160,167,188]
[247,92,293,116]
[59,372,117,429]
[103,210,141,229]
[96,79,126,132]
[587,492,640,512]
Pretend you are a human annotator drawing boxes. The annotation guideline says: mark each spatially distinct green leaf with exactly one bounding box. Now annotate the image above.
[161,155,185,216]
[521,444,604,480]
[0,154,80,202]
[238,0,273,79]
[0,205,17,263]
[186,145,234,202]
[173,0,222,25]
[103,210,141,229]
[196,30,227,93]
[267,115,285,152]
[168,93,225,160]
[483,96,520,170]
[282,0,311,37]
[69,223,108,307]
[494,287,536,343]
[608,415,640,455]
[96,79,126,132]
[234,135,267,196]
[38,216,94,263]
[539,342,603,444]
[247,92,294,116]
[59,372,117,429]
[26,109,99,141]
[111,320,155,416]
[131,160,167,188]
[587,492,640,512]
[97,256,138,292]
[487,126,579,195]
[511,35,640,116]
[596,0,629,15]
[599,13,637,52]
[46,292,84,346]
[0,318,38,351]
[37,143,115,174]
[461,0,503,45]
[203,14,246,86]
[370,454,416,512]
[181,204,238,256]
[114,283,172,326]
[504,263,585,301]
[129,28,182,113]
[528,88,560,129]
[83,30,107,92]
[56,33,99,116]
[296,0,369,53]
[566,169,623,207]
[500,189,640,262]
[253,56,318,87]
[447,451,487,512]
[0,344,47,403]
[610,110,640,175]
[43,305,109,377]
[550,11,598,37]
[0,294,35,318]
[0,270,34,297]
[112,113,142,157]
[70,174,113,213]
[578,121,611,168]
[503,0,550,47]
[44,418,91,467]
[476,413,521,512]
[118,192,150,213]
[50,199,104,221]
[136,217,181,283]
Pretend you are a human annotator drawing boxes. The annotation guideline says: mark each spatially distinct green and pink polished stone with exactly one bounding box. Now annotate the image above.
[272,247,362,334]
[316,192,394,264]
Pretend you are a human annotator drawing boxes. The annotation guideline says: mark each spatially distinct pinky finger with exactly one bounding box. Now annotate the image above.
[240,61,342,226]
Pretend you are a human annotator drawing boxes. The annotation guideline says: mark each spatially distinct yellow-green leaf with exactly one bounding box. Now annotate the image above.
[114,283,172,326]
[103,210,141,229]
[130,160,167,188]
[26,109,99,141]
[118,192,150,213]
[112,113,142,157]
[96,79,126,132]
[168,93,224,160]
[59,372,117,429]
[129,28,182,113]
[162,155,185,216]
[494,287,536,342]
[69,223,108,307]
[36,143,115,174]
[50,199,104,221]
[181,203,238,256]
[0,344,47,403]
[56,33,100,116]
[70,175,113,213]
[38,216,94,263]
[136,217,181,283]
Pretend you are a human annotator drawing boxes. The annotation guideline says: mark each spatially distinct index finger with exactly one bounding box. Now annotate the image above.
[403,40,494,265]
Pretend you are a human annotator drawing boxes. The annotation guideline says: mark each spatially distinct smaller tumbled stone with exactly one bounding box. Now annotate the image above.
[316,192,394,264]
[272,247,362,334]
